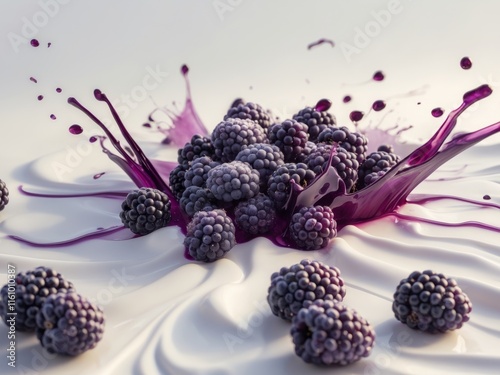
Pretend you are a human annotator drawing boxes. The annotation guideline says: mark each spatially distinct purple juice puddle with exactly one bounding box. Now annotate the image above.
[460,57,472,70]
[372,100,386,112]
[431,107,444,117]
[30,39,39,47]
[307,38,335,50]
[373,71,385,81]
[343,95,352,103]
[147,64,209,147]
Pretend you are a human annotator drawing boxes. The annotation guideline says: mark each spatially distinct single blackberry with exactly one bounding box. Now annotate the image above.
[0,179,8,211]
[36,292,105,356]
[0,266,74,332]
[293,106,336,142]
[267,259,346,321]
[267,119,309,162]
[211,118,268,163]
[177,135,216,169]
[295,141,317,164]
[291,300,375,366]
[224,102,272,130]
[392,270,472,333]
[206,161,260,203]
[119,187,171,235]
[304,144,359,192]
[169,164,188,199]
[267,163,316,210]
[289,206,337,250]
[317,126,368,164]
[184,209,236,262]
[356,150,401,190]
[235,143,284,190]
[180,186,217,217]
[183,156,220,189]
[234,193,276,235]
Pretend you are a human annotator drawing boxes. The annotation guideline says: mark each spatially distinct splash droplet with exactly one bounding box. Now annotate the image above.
[483,194,491,200]
[373,71,385,81]
[315,98,332,112]
[30,77,38,83]
[30,39,39,47]
[460,57,472,70]
[343,95,352,103]
[69,124,83,134]
[431,107,444,117]
[143,123,152,128]
[181,65,189,75]
[50,114,57,120]
[372,100,386,111]
[350,110,364,122]
[47,42,52,48]
[89,136,97,143]
[56,88,62,93]
[93,172,106,180]
[37,95,44,101]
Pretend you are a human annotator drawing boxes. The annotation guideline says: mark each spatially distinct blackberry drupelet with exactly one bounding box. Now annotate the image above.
[36,292,105,356]
[206,161,260,203]
[316,126,368,164]
[224,101,272,130]
[392,270,472,333]
[234,193,276,235]
[235,143,285,190]
[180,186,217,217]
[183,156,220,189]
[169,164,188,200]
[267,119,309,162]
[292,106,336,142]
[177,134,215,169]
[184,209,236,262]
[291,300,375,366]
[304,144,359,192]
[0,178,8,211]
[0,266,74,331]
[211,118,268,163]
[119,187,171,235]
[295,141,317,164]
[289,206,337,250]
[267,163,316,210]
[267,259,346,321]
[377,144,395,153]
[362,169,391,187]
[356,150,401,190]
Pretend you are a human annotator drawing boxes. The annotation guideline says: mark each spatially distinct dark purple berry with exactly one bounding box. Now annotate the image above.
[289,206,337,250]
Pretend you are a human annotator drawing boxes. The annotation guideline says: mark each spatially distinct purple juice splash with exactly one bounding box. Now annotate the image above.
[307,38,335,50]
[460,57,472,70]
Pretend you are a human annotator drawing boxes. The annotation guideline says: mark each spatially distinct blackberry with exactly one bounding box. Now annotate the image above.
[169,164,188,199]
[224,101,272,130]
[119,187,171,235]
[36,292,105,356]
[211,118,268,163]
[0,178,8,211]
[180,186,217,217]
[234,193,276,235]
[292,106,336,142]
[0,266,74,332]
[267,163,316,210]
[304,144,359,192]
[392,270,473,333]
[267,119,309,162]
[235,143,284,190]
[184,209,236,262]
[183,156,220,189]
[267,259,345,321]
[291,300,375,366]
[177,135,215,169]
[289,206,337,250]
[377,144,395,153]
[362,168,391,187]
[317,126,368,164]
[356,150,401,190]
[206,161,260,203]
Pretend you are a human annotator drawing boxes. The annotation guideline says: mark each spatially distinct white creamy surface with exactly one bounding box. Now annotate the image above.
[1,1,500,374]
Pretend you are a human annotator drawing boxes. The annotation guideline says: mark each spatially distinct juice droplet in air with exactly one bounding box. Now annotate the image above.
[93,172,106,180]
[431,107,444,117]
[69,124,83,134]
[56,88,62,93]
[50,114,57,120]
[47,42,52,48]
[181,65,189,75]
[372,100,386,111]
[30,39,39,47]
[30,77,38,83]
[373,71,385,81]
[89,136,97,143]
[315,98,332,112]
[143,123,152,128]
[483,194,491,200]
[350,110,364,122]
[460,57,472,70]
[343,95,352,103]
[37,95,44,101]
